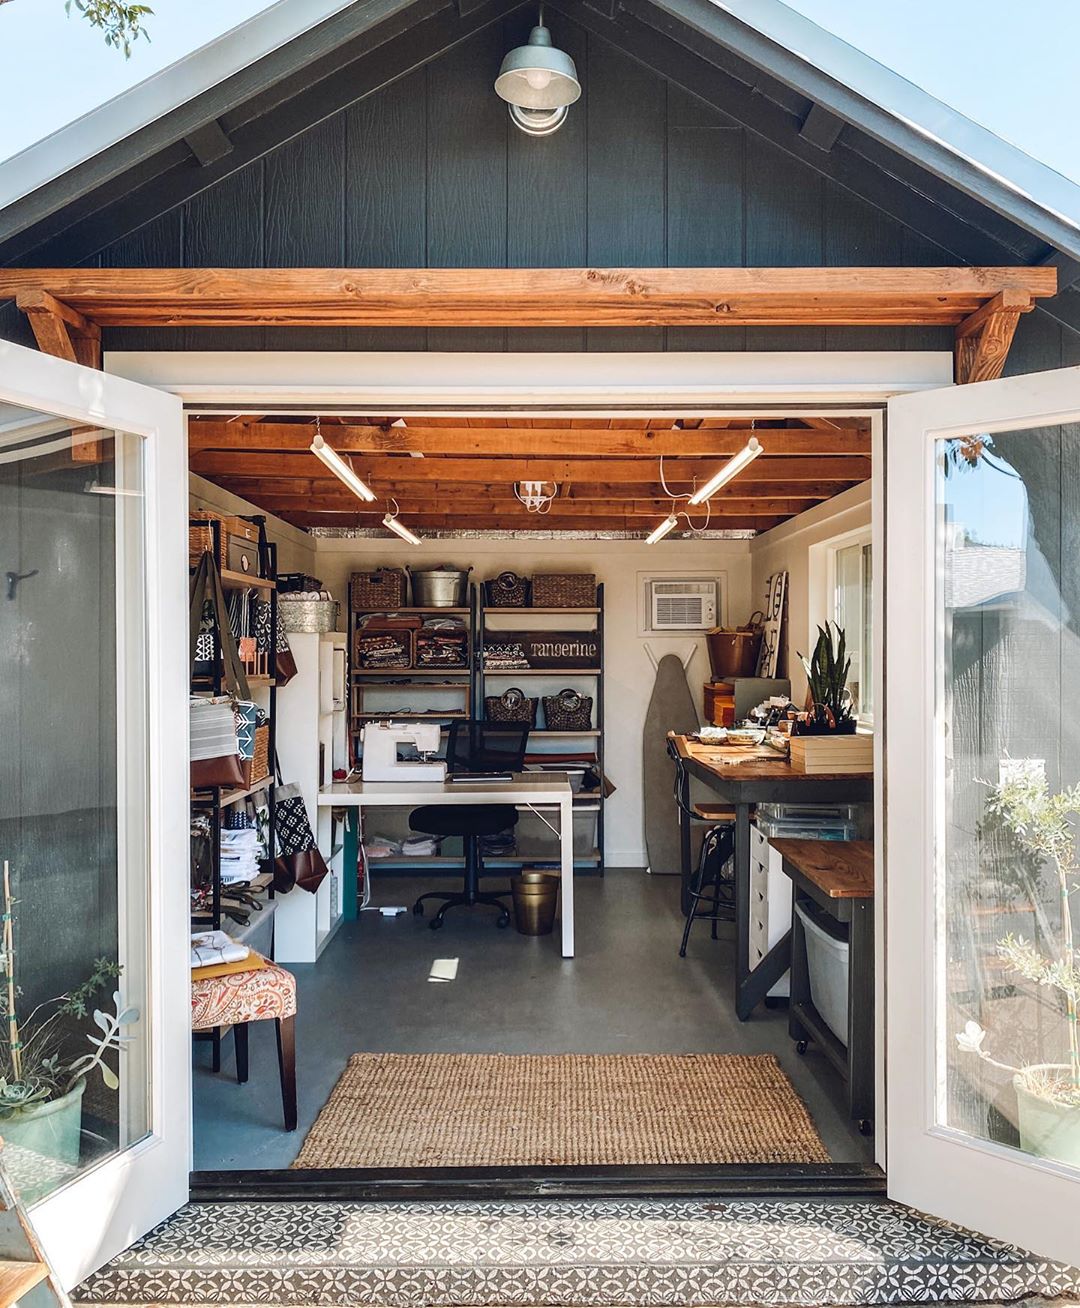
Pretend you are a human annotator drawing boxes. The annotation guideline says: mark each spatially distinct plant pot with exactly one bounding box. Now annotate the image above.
[1014,1064,1080,1166]
[0,1078,85,1167]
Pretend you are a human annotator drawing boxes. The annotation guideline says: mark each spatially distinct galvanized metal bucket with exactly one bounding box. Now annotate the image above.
[278,597,339,633]
[408,564,471,607]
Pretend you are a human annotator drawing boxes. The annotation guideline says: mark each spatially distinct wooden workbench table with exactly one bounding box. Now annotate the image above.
[770,838,875,1133]
[668,734,873,1021]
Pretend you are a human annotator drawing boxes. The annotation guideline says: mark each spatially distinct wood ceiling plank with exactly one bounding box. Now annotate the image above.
[187,420,869,456]
[190,451,871,482]
[0,266,1057,330]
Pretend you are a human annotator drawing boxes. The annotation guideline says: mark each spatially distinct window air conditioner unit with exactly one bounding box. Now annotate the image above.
[650,579,718,631]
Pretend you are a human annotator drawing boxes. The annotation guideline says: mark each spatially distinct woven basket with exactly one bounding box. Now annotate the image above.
[542,689,594,732]
[189,512,259,571]
[485,688,539,726]
[485,571,530,608]
[532,573,596,608]
[279,597,339,633]
[351,569,408,611]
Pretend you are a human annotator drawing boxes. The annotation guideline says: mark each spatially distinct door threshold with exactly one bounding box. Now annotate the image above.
[189,1162,885,1202]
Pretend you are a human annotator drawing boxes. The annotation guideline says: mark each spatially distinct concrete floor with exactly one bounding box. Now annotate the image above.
[193,868,874,1171]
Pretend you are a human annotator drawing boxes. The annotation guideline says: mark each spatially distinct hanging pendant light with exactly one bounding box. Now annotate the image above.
[495,9,580,136]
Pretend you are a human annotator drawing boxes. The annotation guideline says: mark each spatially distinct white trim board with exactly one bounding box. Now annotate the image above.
[106,350,952,406]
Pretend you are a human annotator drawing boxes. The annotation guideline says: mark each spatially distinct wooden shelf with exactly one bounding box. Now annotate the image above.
[357,680,470,689]
[529,728,601,736]
[220,569,275,591]
[483,607,601,615]
[354,606,469,615]
[0,1260,48,1307]
[352,712,468,721]
[353,668,470,678]
[483,668,601,677]
[192,778,273,809]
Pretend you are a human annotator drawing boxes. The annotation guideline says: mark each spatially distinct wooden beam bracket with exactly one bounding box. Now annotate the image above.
[15,287,101,368]
[954,288,1034,384]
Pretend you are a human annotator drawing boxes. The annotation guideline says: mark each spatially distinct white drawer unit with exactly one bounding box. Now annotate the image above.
[749,824,791,997]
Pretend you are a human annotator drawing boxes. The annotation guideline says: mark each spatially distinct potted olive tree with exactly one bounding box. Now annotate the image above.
[0,862,138,1167]
[956,764,1080,1166]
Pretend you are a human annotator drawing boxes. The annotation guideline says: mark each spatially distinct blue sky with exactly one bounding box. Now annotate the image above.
[2,0,1079,185]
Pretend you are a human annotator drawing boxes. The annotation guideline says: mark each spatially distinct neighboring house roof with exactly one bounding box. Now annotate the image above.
[945,542,1027,612]
[1,0,1079,327]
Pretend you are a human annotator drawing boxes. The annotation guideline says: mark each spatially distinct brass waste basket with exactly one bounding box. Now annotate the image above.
[511,870,560,936]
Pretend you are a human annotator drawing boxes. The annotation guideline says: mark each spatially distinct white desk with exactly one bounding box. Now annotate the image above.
[318,773,576,957]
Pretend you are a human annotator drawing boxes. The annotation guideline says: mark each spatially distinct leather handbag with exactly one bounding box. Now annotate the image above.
[273,780,330,895]
[189,552,251,788]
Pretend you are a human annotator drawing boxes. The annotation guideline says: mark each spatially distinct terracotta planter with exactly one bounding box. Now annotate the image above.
[1014,1064,1080,1167]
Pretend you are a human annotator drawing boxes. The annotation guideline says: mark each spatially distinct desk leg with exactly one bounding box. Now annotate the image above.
[679,768,693,917]
[343,806,361,921]
[788,889,812,1046]
[847,898,875,1129]
[560,795,575,958]
[734,803,752,1021]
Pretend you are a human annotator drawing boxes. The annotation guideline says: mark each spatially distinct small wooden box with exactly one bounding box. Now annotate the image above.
[789,732,874,774]
[704,681,736,727]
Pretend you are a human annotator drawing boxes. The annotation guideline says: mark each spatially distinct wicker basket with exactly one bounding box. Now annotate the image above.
[485,687,539,725]
[485,571,531,608]
[354,628,413,670]
[542,689,594,732]
[351,569,408,611]
[278,597,339,634]
[189,512,260,571]
[532,573,596,608]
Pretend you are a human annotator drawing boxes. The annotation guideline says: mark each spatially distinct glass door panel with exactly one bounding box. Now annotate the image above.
[0,411,149,1203]
[937,426,1079,1170]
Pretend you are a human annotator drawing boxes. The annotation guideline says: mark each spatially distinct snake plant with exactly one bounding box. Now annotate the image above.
[796,622,855,733]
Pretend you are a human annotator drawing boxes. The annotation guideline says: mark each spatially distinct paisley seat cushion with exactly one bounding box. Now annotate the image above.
[191,959,297,1031]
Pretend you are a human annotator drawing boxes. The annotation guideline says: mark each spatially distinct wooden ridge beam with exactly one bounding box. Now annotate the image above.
[955,288,1034,383]
[191,452,871,483]
[0,267,1057,333]
[187,420,870,456]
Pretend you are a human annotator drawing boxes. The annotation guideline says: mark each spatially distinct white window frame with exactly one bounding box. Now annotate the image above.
[810,524,874,727]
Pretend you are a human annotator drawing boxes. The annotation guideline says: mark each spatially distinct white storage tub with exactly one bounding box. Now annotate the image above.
[796,900,850,1045]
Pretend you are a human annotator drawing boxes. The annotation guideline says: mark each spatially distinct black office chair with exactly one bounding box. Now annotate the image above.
[410,721,530,930]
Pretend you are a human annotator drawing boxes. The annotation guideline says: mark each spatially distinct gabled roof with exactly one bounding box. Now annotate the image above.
[1,0,1079,318]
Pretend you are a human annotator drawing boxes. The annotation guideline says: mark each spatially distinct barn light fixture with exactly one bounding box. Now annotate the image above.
[310,418,376,502]
[495,9,580,137]
[515,480,559,512]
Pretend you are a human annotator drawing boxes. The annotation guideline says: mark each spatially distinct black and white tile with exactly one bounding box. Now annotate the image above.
[74,1199,1080,1306]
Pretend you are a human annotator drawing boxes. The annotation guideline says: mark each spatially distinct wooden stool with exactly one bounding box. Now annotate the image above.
[191,961,298,1131]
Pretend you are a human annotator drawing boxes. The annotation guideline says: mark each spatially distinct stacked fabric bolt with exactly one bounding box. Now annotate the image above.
[220,827,260,884]
[416,619,468,667]
[401,834,441,857]
[356,633,410,668]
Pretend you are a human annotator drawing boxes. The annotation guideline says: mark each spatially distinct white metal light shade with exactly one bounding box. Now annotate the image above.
[495,24,580,111]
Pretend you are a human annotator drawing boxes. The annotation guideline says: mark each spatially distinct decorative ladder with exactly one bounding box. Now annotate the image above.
[0,1142,68,1308]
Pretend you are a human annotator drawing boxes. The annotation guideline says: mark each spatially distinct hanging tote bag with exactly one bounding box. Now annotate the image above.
[189,551,252,789]
[273,780,330,895]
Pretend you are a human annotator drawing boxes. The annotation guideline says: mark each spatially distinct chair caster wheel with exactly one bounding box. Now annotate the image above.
[429,917,444,930]
[796,1039,809,1055]
[859,1119,874,1136]
[496,914,511,928]
[413,903,424,916]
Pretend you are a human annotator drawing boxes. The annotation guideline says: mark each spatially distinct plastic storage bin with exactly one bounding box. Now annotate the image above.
[755,802,858,842]
[796,899,850,1044]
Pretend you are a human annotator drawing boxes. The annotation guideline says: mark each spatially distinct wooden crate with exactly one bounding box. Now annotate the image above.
[789,732,873,774]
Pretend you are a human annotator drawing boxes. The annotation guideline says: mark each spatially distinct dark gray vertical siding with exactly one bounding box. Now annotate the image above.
[23,22,1058,373]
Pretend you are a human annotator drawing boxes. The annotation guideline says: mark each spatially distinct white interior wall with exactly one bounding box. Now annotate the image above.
[749,482,872,704]
[315,536,754,867]
[189,472,317,575]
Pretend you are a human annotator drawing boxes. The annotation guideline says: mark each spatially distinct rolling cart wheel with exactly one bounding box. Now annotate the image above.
[795,1039,809,1055]
[496,913,511,928]
[429,917,444,931]
[413,903,424,916]
[859,1119,874,1136]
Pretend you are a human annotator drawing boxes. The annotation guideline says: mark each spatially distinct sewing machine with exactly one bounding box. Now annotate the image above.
[360,721,448,782]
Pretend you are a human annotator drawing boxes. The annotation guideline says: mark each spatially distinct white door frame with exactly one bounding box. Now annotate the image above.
[105,346,952,1185]
[887,365,1080,1266]
[0,342,190,1289]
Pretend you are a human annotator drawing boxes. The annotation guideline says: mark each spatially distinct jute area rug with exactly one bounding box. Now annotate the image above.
[293,1052,829,1168]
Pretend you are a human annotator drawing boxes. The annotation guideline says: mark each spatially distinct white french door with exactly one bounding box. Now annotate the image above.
[887,366,1080,1265]
[0,342,189,1287]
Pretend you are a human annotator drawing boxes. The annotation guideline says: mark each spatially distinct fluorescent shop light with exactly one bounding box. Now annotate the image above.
[383,512,422,546]
[310,431,376,502]
[687,437,763,506]
[646,514,679,545]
